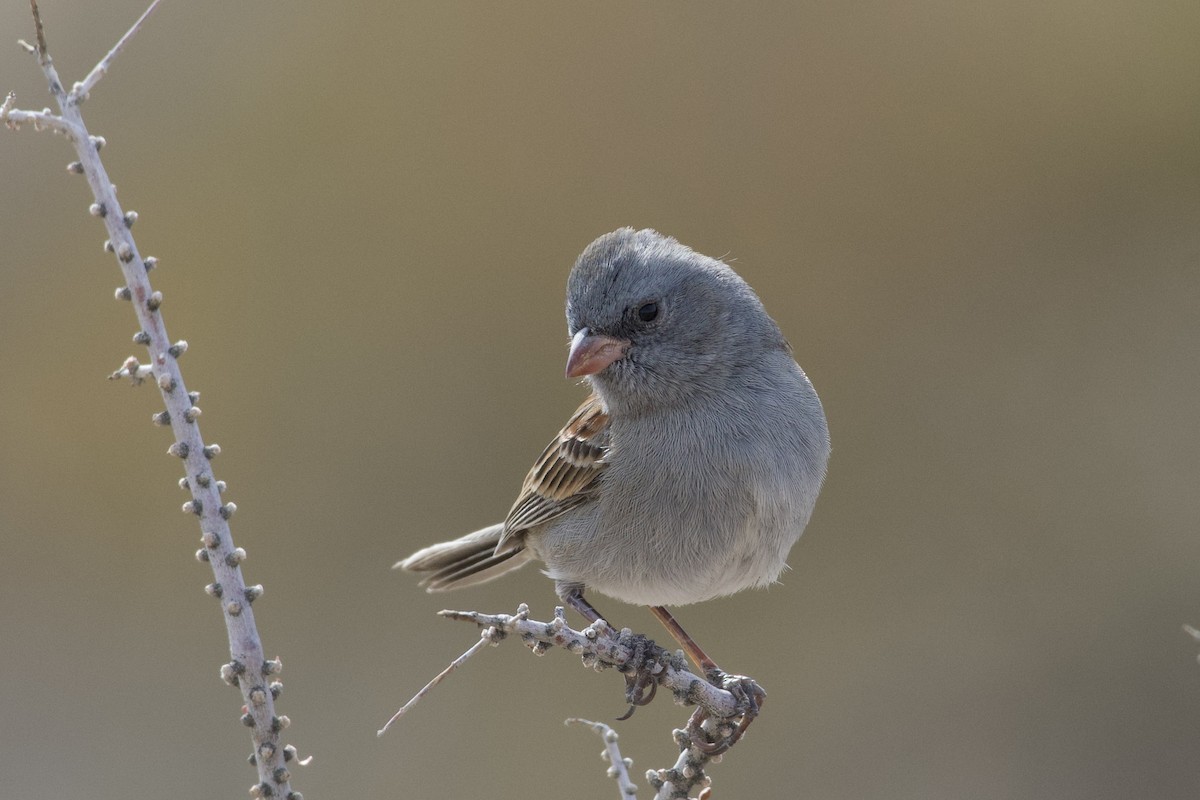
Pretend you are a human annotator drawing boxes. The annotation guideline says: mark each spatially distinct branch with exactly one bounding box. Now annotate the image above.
[443,605,740,717]
[1,91,82,137]
[427,604,761,799]
[5,3,302,797]
[566,718,639,798]
[71,0,163,103]
[377,627,501,736]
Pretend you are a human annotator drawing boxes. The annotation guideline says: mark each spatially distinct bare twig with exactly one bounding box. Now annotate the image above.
[441,605,742,718]
[71,0,163,103]
[0,104,71,133]
[30,0,47,56]
[1184,624,1200,643]
[567,718,639,798]
[438,604,762,799]
[377,626,500,736]
[5,3,301,797]
[647,726,717,800]
[1,94,82,137]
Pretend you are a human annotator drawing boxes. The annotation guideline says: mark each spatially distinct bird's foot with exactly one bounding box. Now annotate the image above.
[686,671,767,755]
[614,631,666,720]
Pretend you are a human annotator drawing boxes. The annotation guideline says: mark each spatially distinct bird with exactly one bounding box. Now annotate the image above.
[399,228,830,727]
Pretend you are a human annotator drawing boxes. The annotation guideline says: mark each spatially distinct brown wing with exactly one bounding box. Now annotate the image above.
[494,394,610,554]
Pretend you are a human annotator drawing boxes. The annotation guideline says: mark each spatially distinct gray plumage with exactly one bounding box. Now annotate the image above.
[399,227,830,609]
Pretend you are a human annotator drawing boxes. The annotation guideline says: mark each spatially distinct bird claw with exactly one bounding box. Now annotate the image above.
[714,671,766,715]
[686,672,766,755]
[621,668,659,711]
[612,632,663,720]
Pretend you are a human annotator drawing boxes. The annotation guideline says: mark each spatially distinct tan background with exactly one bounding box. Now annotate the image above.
[1,1,1198,798]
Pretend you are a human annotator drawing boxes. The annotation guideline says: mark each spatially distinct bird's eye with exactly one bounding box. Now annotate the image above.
[636,302,659,323]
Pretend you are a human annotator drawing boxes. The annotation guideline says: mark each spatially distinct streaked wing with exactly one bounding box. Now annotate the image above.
[495,394,609,553]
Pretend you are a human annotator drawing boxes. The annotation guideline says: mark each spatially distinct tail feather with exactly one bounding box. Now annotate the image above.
[396,522,533,592]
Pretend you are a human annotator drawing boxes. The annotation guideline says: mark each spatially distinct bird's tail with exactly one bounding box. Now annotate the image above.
[395,522,533,591]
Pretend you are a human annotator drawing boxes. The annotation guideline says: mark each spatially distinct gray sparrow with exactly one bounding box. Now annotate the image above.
[400,228,830,732]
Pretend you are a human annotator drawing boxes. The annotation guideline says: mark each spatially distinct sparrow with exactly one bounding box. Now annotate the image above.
[399,228,830,734]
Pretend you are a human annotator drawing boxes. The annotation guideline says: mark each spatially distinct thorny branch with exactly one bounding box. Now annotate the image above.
[393,604,762,799]
[567,718,640,799]
[3,2,301,797]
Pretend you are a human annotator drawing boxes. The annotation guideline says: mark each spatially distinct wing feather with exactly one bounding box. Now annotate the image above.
[495,394,609,553]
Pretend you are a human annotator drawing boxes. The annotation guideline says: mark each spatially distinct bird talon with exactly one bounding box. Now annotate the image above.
[686,708,728,755]
[709,671,766,715]
[634,674,659,705]
[623,664,660,709]
[685,672,767,755]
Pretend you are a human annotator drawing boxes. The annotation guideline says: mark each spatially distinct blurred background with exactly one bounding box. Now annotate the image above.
[1,1,1197,798]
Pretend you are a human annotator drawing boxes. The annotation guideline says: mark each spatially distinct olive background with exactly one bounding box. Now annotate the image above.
[1,2,1197,798]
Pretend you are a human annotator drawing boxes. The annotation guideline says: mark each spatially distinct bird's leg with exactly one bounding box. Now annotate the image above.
[555,581,660,716]
[650,605,767,754]
[555,581,611,628]
[649,605,718,672]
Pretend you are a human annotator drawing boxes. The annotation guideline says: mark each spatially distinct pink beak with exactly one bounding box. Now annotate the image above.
[565,328,630,378]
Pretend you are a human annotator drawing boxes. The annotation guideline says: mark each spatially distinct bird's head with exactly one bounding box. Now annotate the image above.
[564,228,787,413]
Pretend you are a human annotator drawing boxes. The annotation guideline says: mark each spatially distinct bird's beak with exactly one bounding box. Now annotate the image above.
[565,328,630,378]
